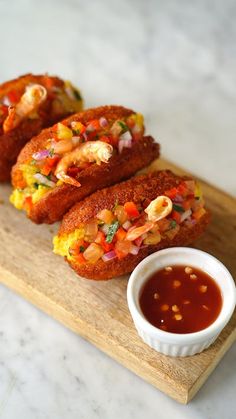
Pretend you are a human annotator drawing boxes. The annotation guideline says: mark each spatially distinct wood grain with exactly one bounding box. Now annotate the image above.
[0,158,235,404]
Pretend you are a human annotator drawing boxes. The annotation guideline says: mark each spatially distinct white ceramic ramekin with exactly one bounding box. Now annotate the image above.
[127,247,236,357]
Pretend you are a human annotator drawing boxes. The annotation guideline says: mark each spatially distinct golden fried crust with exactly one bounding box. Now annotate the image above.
[58,170,211,280]
[60,171,183,234]
[12,106,160,224]
[0,73,74,181]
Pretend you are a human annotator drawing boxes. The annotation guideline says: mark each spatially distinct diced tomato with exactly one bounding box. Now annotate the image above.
[86,119,100,132]
[165,187,179,199]
[182,199,192,210]
[41,156,60,176]
[115,227,127,241]
[74,253,86,264]
[192,208,206,221]
[23,196,33,213]
[42,76,56,90]
[95,231,114,252]
[7,89,22,104]
[124,202,139,219]
[177,183,188,196]
[171,211,181,224]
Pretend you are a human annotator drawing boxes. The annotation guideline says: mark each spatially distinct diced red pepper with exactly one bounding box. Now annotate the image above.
[171,211,181,224]
[177,183,188,196]
[86,119,100,131]
[115,227,127,241]
[124,202,139,219]
[7,89,22,104]
[95,231,114,252]
[23,196,33,213]
[41,156,60,176]
[165,187,179,199]
[182,199,192,210]
[74,253,86,264]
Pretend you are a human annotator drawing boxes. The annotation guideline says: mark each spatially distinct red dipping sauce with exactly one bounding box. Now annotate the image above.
[139,265,223,334]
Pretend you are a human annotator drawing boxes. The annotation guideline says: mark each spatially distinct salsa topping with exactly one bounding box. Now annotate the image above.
[53,180,206,265]
[10,113,144,212]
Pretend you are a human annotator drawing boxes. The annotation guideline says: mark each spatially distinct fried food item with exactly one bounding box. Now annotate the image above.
[11,105,160,223]
[0,73,83,181]
[53,170,210,280]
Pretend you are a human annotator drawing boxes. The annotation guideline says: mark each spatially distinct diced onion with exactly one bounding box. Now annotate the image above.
[102,250,117,262]
[99,117,108,128]
[118,138,132,154]
[180,209,192,223]
[100,224,109,235]
[34,173,56,188]
[122,220,132,231]
[32,150,50,160]
[129,245,140,255]
[174,194,184,203]
[120,131,132,142]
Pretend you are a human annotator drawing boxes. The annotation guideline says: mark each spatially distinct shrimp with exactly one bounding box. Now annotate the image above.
[144,195,173,222]
[55,141,113,187]
[3,84,47,133]
[126,222,154,241]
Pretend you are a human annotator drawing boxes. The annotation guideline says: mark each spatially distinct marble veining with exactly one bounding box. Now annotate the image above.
[0,0,236,418]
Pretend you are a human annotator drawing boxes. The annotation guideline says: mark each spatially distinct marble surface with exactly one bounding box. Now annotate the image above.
[0,0,235,418]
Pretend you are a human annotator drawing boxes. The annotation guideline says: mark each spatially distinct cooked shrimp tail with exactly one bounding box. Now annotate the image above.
[3,84,47,133]
[55,141,113,187]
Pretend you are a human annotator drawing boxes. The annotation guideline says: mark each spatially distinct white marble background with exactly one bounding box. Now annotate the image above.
[0,0,235,418]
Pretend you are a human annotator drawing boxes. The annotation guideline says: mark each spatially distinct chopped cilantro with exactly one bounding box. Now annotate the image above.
[33,183,39,189]
[170,220,177,229]
[80,246,85,253]
[49,148,54,157]
[106,221,119,243]
[112,199,119,211]
[118,121,128,132]
[173,204,185,213]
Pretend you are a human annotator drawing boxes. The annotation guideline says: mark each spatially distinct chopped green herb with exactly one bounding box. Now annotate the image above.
[112,199,119,211]
[118,121,128,132]
[170,220,177,229]
[49,148,55,157]
[72,129,81,135]
[80,246,85,253]
[33,183,39,189]
[106,221,119,243]
[173,204,185,213]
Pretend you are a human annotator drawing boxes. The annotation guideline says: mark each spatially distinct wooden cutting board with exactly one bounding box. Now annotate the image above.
[0,158,235,404]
